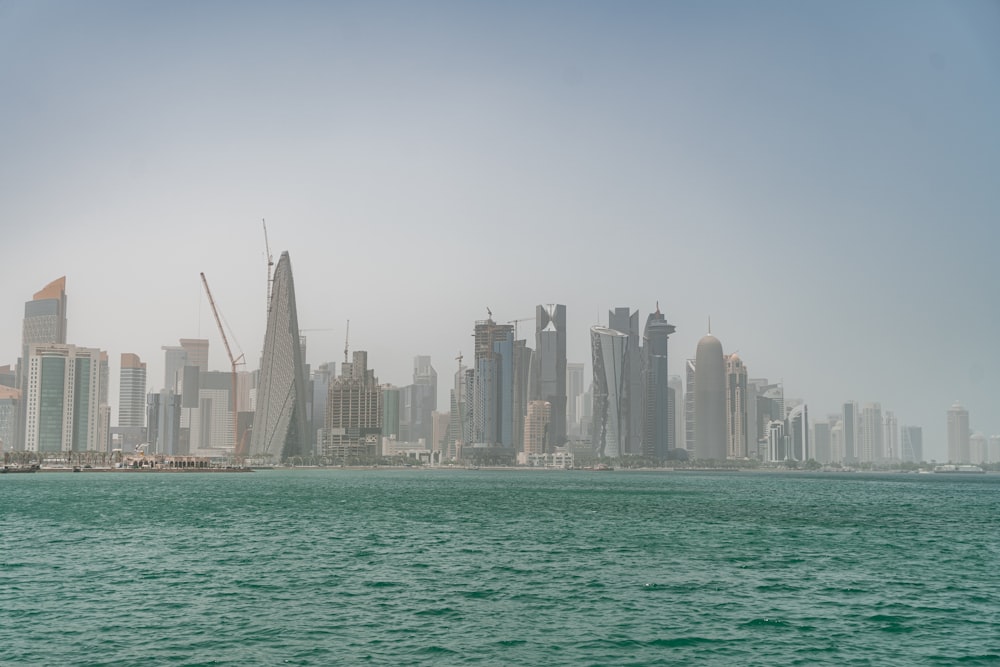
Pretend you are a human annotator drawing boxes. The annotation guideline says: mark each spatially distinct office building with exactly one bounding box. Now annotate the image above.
[842,402,859,463]
[641,306,676,461]
[118,353,147,428]
[883,411,898,462]
[859,403,883,464]
[590,325,629,458]
[535,304,567,446]
[900,425,922,463]
[685,359,696,451]
[249,251,309,461]
[23,344,104,453]
[947,402,970,463]
[0,386,18,452]
[969,432,987,464]
[523,400,551,456]
[694,332,726,460]
[608,308,641,455]
[566,362,585,436]
[725,353,748,459]
[16,277,68,450]
[179,339,209,373]
[786,403,809,462]
[813,421,831,464]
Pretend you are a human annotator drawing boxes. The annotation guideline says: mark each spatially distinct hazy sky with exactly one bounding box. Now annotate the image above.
[2,1,998,459]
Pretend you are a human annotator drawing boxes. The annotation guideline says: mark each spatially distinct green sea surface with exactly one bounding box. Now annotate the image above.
[1,469,998,666]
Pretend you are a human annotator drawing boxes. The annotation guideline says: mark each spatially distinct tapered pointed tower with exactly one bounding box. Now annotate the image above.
[249,251,309,460]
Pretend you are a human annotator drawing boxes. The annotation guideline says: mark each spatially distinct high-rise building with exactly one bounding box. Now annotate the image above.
[590,326,629,458]
[23,344,104,453]
[16,277,68,450]
[608,308,641,455]
[859,403,883,463]
[470,319,515,447]
[179,339,209,373]
[813,421,832,464]
[767,420,786,462]
[947,402,970,463]
[830,419,844,463]
[694,332,726,460]
[382,385,401,440]
[641,306,676,461]
[842,401,859,463]
[883,411,898,462]
[969,432,987,464]
[901,425,923,463]
[0,386,19,452]
[988,435,1000,465]
[523,400,551,455]
[188,371,234,452]
[684,359,696,451]
[118,353,147,428]
[669,375,683,455]
[786,403,809,462]
[566,362,585,436]
[322,351,382,461]
[535,304,567,447]
[512,340,532,452]
[725,353,748,459]
[162,346,187,393]
[249,251,309,461]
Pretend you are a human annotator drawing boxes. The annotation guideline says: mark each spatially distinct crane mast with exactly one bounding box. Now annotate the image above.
[200,272,247,457]
[262,219,274,313]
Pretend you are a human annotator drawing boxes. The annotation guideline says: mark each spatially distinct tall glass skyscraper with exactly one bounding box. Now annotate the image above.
[641,307,675,461]
[535,304,567,447]
[249,251,309,461]
[590,326,629,458]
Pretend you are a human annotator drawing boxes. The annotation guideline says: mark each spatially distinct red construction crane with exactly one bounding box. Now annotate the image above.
[200,272,247,457]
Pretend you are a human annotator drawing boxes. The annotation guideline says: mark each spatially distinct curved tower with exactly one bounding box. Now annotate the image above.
[694,332,726,460]
[249,251,309,461]
[590,326,629,458]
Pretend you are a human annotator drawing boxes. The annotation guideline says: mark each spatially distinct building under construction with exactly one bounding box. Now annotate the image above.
[321,351,382,462]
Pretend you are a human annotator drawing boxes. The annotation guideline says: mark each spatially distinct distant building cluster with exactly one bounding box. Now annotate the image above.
[2,270,995,468]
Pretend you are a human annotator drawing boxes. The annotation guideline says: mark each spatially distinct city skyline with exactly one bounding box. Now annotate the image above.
[2,2,998,457]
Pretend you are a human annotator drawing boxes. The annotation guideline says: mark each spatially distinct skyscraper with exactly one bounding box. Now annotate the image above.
[118,353,147,428]
[669,375,683,455]
[535,304,567,447]
[883,410,898,462]
[947,402,970,463]
[523,400,551,455]
[179,339,209,373]
[608,308,641,455]
[17,277,68,450]
[590,326,629,458]
[249,251,309,461]
[470,318,515,447]
[566,362,585,436]
[725,353,748,459]
[969,432,987,464]
[694,332,726,460]
[901,425,923,463]
[786,403,809,462]
[684,359,696,451]
[23,344,104,452]
[859,403,883,463]
[322,351,382,461]
[641,306,676,461]
[813,421,832,463]
[842,401,859,463]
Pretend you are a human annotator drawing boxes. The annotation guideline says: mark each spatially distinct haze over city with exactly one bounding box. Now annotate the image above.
[2,1,998,459]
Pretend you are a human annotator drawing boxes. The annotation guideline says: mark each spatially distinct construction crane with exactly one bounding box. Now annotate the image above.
[262,219,274,313]
[343,319,350,365]
[508,316,535,341]
[200,272,247,458]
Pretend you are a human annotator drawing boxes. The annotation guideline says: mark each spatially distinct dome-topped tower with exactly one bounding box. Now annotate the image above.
[694,332,727,460]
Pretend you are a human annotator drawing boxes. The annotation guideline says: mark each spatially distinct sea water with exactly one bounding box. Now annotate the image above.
[2,469,998,666]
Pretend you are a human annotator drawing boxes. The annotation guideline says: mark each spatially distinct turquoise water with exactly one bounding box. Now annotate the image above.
[2,470,999,666]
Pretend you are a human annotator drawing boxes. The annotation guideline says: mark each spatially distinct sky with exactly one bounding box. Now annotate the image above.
[1,1,998,459]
